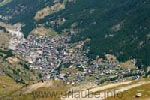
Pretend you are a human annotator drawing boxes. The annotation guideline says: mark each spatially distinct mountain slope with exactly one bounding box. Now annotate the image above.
[0,0,55,37]
[0,0,150,68]
[0,49,41,84]
[52,0,150,68]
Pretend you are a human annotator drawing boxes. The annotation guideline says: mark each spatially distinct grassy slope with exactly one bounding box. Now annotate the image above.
[2,80,70,100]
[0,50,41,84]
[0,75,22,98]
[0,76,70,100]
[107,79,150,100]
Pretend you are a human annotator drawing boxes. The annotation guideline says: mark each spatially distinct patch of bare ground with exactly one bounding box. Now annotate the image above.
[22,80,54,94]
[6,57,20,64]
[0,22,21,30]
[30,26,58,37]
[34,3,65,21]
[119,60,137,69]
[0,30,9,49]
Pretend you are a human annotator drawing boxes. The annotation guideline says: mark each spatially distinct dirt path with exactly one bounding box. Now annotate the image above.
[61,81,150,100]
[23,81,53,94]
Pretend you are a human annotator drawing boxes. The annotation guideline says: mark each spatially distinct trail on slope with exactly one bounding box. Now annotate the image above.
[61,81,150,100]
[23,81,53,94]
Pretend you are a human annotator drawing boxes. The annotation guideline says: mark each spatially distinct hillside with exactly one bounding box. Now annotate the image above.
[1,0,149,68]
[52,0,150,68]
[0,77,70,100]
[0,49,41,84]
[0,30,41,84]
[0,0,55,37]
[0,0,150,99]
[0,75,23,98]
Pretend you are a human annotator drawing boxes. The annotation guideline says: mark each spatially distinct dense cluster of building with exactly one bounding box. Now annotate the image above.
[14,35,90,81]
[10,32,145,85]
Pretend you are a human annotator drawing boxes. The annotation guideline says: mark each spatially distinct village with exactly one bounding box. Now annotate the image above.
[2,21,145,85]
[10,31,146,85]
